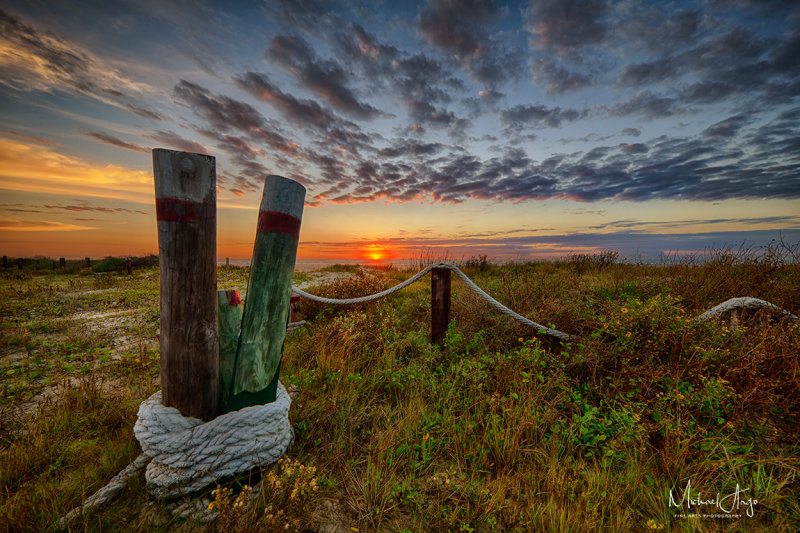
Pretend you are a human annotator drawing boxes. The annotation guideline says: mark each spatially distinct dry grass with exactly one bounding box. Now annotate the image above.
[1,247,799,531]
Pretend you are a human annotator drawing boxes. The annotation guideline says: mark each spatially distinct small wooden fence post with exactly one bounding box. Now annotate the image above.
[153,148,219,421]
[226,175,305,410]
[2,256,7,268]
[125,257,132,275]
[17,258,23,270]
[431,267,451,346]
[59,257,66,268]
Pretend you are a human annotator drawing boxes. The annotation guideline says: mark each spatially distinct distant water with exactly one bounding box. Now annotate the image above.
[219,258,419,271]
[218,256,675,271]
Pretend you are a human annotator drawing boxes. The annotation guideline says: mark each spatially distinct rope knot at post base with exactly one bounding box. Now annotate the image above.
[133,381,293,499]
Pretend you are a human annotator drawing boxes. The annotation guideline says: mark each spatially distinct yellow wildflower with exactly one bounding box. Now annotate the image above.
[646,518,663,530]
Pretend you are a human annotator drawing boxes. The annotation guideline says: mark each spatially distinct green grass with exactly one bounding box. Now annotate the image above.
[1,248,799,531]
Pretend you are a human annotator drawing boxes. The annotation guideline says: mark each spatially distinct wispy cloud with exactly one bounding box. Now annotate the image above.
[0,8,160,118]
[174,80,299,155]
[43,202,149,215]
[85,131,147,152]
[0,218,97,231]
[1,129,56,145]
[235,71,359,132]
[0,138,153,203]
[146,130,209,155]
[267,33,383,120]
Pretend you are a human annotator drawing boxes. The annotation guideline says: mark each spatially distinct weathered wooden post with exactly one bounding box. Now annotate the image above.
[226,257,230,268]
[226,175,305,410]
[17,258,23,270]
[153,148,219,421]
[125,257,132,275]
[59,257,66,268]
[52,260,57,270]
[2,256,7,268]
[85,257,91,268]
[431,267,451,346]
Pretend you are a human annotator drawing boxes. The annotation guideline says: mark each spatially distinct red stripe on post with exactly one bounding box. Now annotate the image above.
[156,198,205,223]
[257,210,301,239]
[226,290,242,307]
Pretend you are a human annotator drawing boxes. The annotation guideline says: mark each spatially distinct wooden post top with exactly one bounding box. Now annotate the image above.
[259,175,306,219]
[153,149,215,202]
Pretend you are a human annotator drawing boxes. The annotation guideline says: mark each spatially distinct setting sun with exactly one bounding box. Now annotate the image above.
[361,244,390,262]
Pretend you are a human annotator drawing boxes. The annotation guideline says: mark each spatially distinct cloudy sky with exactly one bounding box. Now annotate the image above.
[1,0,798,261]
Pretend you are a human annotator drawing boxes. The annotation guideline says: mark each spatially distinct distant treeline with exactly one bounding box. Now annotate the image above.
[1,255,159,273]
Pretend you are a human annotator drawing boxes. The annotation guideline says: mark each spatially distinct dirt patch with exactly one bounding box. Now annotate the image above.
[71,310,131,321]
[294,271,356,290]
[1,375,131,426]
[70,288,119,296]
[2,348,28,364]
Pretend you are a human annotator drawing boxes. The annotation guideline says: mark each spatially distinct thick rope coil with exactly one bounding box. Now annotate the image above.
[133,381,293,498]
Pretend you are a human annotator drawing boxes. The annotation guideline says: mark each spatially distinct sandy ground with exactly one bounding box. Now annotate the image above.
[293,270,355,290]
[1,270,354,424]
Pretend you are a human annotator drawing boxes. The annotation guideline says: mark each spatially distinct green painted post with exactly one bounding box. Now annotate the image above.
[227,175,305,410]
[218,289,243,410]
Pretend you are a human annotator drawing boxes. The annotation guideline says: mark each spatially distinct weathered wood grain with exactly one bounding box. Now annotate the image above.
[431,267,451,346]
[153,148,219,421]
[228,175,305,409]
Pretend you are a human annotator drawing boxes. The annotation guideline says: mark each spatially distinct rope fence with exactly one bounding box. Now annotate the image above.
[292,262,798,342]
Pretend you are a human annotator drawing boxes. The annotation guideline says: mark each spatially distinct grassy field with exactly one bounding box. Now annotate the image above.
[1,249,799,532]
